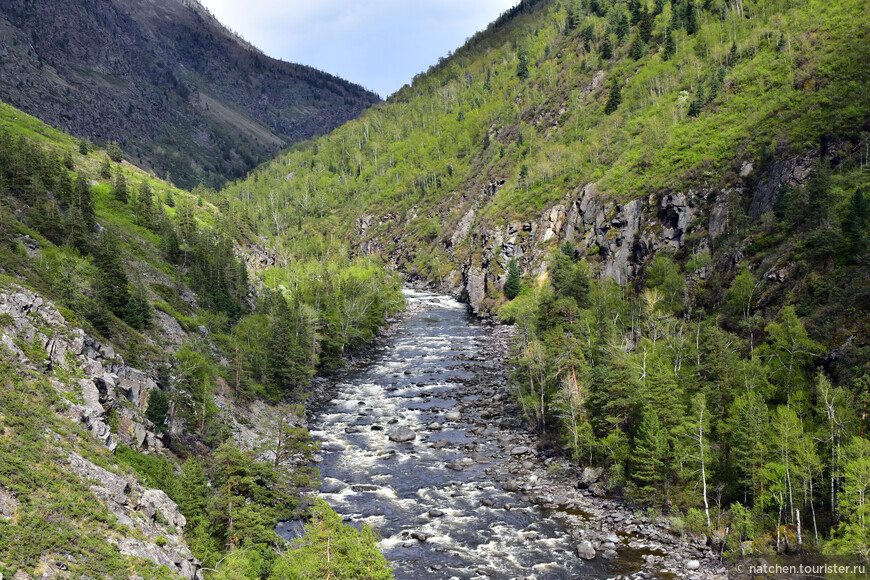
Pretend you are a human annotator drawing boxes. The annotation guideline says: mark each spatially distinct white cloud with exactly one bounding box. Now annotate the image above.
[197,0,519,97]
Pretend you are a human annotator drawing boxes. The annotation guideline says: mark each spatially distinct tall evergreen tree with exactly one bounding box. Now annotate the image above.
[505,259,521,300]
[685,0,699,35]
[639,5,653,43]
[842,189,869,262]
[632,406,669,505]
[112,168,128,203]
[95,229,130,317]
[600,35,614,59]
[604,78,622,114]
[630,34,646,60]
[516,46,530,80]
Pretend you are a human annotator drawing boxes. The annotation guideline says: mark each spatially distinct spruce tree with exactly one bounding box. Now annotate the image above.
[124,295,144,330]
[505,259,521,299]
[95,229,130,317]
[516,46,530,80]
[630,34,646,60]
[842,189,869,262]
[685,0,699,35]
[600,35,613,59]
[145,389,170,432]
[112,168,128,203]
[631,406,668,505]
[137,181,155,229]
[604,78,622,114]
[616,12,630,44]
[639,6,653,43]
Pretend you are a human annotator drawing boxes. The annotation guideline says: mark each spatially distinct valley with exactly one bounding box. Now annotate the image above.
[0,0,869,578]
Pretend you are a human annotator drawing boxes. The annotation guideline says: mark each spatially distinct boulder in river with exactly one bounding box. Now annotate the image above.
[576,540,596,560]
[510,446,531,455]
[428,422,442,431]
[389,426,416,442]
[444,411,461,422]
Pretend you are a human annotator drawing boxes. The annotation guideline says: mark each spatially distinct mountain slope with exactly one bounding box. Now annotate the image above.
[0,0,380,188]
[0,100,399,578]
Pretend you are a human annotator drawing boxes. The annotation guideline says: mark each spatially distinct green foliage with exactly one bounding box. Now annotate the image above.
[95,229,130,318]
[604,78,622,114]
[516,46,530,80]
[106,141,123,163]
[505,258,521,299]
[268,499,393,580]
[145,389,170,433]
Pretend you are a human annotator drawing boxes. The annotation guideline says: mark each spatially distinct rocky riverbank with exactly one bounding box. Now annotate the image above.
[446,317,730,579]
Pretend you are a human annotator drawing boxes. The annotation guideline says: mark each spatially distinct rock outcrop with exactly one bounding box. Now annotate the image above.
[68,452,201,579]
[0,288,164,452]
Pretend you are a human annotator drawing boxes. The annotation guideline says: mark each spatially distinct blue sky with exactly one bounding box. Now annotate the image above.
[197,0,520,98]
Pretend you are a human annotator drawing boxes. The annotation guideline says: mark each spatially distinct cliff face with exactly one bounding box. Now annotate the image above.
[0,0,379,187]
[355,145,828,317]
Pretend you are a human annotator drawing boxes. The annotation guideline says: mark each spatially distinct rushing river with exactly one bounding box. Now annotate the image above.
[302,289,641,579]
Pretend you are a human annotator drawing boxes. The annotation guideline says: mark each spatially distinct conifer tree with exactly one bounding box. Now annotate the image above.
[601,35,613,59]
[145,389,170,432]
[516,46,530,80]
[505,259,521,299]
[616,12,630,44]
[842,189,868,262]
[604,78,622,114]
[137,181,155,229]
[632,406,669,504]
[639,5,653,43]
[630,34,646,60]
[95,229,130,317]
[685,0,699,35]
[112,168,128,203]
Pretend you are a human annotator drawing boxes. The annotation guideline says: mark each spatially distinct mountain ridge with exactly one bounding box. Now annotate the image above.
[0,0,380,188]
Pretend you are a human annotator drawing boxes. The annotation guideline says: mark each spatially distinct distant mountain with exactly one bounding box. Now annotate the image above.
[0,0,380,187]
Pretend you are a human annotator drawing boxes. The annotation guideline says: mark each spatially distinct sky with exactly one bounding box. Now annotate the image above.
[197,0,520,99]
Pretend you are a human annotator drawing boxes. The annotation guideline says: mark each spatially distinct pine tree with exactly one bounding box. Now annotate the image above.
[137,181,155,229]
[112,168,128,203]
[639,6,653,43]
[516,46,530,80]
[654,0,666,16]
[842,189,869,262]
[505,258,521,300]
[632,406,669,505]
[628,0,642,24]
[145,388,170,432]
[616,12,630,44]
[124,295,144,330]
[685,0,699,35]
[73,173,95,230]
[688,85,705,116]
[99,156,112,179]
[95,229,130,317]
[600,35,613,59]
[106,140,123,162]
[604,78,622,114]
[630,34,646,60]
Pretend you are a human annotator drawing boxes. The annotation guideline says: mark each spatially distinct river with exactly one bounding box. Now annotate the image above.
[301,288,675,579]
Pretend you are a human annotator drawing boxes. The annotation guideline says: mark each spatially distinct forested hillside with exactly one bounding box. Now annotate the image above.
[210,0,870,562]
[0,102,399,577]
[0,0,380,188]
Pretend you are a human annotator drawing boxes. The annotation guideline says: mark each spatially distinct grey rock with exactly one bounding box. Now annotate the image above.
[138,489,187,528]
[68,452,130,505]
[581,467,603,485]
[509,446,531,455]
[685,560,701,571]
[388,426,416,442]
[576,540,596,560]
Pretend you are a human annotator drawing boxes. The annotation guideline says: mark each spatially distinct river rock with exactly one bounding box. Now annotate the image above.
[389,426,416,442]
[444,411,461,422]
[581,467,603,485]
[685,560,701,570]
[576,540,596,560]
[509,446,531,455]
[428,509,445,517]
[427,422,442,431]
